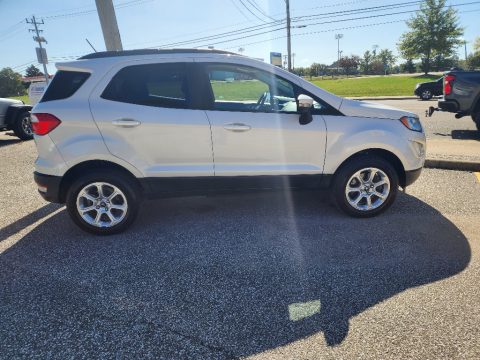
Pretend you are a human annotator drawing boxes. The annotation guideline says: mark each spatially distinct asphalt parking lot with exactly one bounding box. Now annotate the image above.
[1,124,480,359]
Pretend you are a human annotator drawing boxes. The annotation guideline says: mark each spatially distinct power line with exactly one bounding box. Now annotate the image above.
[148,0,480,49]
[238,0,271,23]
[230,0,254,22]
[143,0,420,49]
[222,8,480,52]
[245,0,279,21]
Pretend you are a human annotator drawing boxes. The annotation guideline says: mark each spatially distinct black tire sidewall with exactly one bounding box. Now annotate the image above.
[474,112,480,131]
[66,171,140,235]
[13,111,33,140]
[333,156,399,218]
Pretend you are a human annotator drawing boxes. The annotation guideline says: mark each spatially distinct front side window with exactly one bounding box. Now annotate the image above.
[206,64,299,113]
[102,63,189,109]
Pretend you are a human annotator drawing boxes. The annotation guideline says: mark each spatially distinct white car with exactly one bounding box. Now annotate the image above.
[32,49,425,235]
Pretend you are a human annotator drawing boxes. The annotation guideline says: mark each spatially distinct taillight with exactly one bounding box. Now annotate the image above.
[444,74,455,95]
[31,113,61,135]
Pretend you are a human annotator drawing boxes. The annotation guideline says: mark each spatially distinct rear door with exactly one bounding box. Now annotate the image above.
[89,60,214,178]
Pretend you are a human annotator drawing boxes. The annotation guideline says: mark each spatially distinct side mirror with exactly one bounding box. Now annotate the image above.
[297,94,313,125]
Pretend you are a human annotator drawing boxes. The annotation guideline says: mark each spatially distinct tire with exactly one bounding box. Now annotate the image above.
[332,155,399,218]
[472,112,480,131]
[420,89,432,100]
[12,111,33,140]
[66,170,141,235]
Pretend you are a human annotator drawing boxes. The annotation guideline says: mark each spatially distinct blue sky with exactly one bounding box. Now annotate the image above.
[0,0,478,76]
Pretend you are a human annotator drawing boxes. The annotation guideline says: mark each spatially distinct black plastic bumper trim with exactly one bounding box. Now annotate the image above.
[404,167,422,187]
[34,172,63,203]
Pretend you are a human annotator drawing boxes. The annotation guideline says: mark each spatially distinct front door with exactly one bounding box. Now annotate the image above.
[201,63,327,177]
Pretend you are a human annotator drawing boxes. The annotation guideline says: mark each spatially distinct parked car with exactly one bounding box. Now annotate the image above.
[414,77,443,100]
[32,49,426,235]
[0,98,33,140]
[434,70,480,130]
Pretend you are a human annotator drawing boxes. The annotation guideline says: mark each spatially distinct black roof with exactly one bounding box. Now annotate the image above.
[79,48,237,60]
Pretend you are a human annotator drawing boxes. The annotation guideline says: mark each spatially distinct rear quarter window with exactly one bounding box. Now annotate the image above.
[40,71,90,102]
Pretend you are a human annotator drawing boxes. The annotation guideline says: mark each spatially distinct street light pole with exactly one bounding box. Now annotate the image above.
[335,34,343,73]
[286,0,292,72]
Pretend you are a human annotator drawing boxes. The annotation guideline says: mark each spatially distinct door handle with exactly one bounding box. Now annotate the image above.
[112,119,141,127]
[224,123,251,132]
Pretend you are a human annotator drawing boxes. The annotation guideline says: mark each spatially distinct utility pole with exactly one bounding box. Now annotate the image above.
[286,0,292,72]
[292,53,295,71]
[26,15,49,84]
[95,0,123,51]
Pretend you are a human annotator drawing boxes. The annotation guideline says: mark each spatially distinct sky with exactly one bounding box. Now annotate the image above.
[0,0,478,76]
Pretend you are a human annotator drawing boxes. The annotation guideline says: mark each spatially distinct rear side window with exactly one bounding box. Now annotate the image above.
[101,63,189,109]
[40,71,90,102]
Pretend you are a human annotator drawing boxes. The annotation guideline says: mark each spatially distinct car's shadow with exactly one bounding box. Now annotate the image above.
[0,191,471,358]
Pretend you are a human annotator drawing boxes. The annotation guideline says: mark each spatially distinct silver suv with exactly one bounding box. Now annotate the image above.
[32,49,426,235]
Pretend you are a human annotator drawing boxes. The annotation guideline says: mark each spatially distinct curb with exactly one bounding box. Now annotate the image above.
[347,96,417,101]
[424,158,480,172]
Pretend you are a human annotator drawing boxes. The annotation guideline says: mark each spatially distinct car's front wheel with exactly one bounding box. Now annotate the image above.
[332,156,399,217]
[66,171,140,235]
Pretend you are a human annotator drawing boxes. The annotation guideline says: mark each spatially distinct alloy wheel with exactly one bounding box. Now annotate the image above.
[76,182,128,228]
[345,167,391,211]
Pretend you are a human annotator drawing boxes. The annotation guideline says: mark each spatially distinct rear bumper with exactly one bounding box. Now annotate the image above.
[34,172,63,203]
[438,99,459,113]
[404,167,422,187]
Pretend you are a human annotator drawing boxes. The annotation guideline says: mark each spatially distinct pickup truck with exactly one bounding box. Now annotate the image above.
[431,70,480,130]
[0,98,33,140]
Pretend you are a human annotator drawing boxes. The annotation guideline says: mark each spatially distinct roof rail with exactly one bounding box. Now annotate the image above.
[79,48,238,60]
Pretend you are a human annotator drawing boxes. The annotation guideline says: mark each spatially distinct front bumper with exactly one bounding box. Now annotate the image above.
[404,167,422,187]
[34,172,63,203]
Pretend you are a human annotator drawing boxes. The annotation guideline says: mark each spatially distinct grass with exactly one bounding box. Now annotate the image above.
[310,74,440,97]
[9,95,29,104]
[211,80,268,101]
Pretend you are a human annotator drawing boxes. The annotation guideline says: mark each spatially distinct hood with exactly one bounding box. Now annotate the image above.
[339,99,415,120]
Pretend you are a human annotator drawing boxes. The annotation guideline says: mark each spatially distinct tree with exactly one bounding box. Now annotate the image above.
[360,50,373,74]
[473,36,480,53]
[401,59,416,73]
[0,67,25,97]
[25,64,43,77]
[377,49,396,74]
[338,55,360,76]
[398,0,463,74]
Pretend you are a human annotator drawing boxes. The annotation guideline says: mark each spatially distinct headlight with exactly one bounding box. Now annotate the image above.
[400,116,423,132]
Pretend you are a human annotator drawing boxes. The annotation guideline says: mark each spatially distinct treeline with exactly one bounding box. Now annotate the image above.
[291,47,475,78]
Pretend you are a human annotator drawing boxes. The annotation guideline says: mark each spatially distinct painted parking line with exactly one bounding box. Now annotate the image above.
[475,172,480,183]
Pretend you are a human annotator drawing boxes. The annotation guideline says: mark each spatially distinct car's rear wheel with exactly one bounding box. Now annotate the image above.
[66,171,140,235]
[332,156,399,217]
[13,111,33,140]
[420,89,433,100]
